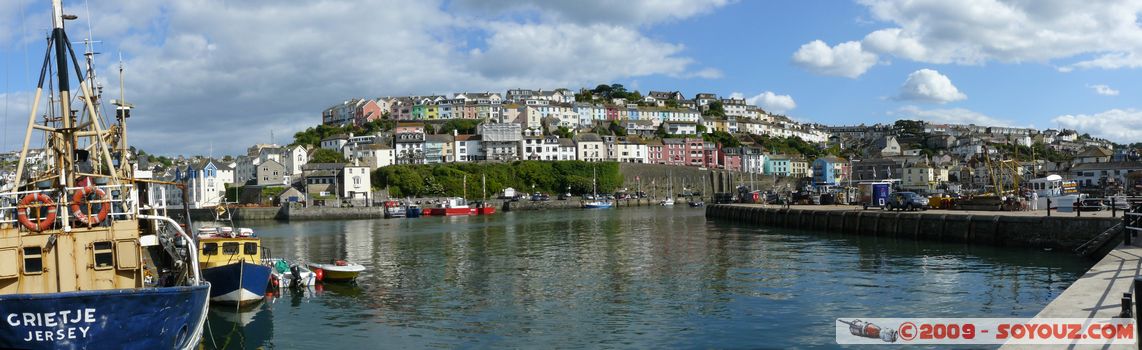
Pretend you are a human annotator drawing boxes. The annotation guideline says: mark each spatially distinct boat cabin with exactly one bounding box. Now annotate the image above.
[198,233,263,270]
[1027,175,1078,198]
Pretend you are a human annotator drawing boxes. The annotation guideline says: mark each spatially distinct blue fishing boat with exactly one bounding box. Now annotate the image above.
[198,227,273,305]
[0,1,210,348]
[406,204,423,218]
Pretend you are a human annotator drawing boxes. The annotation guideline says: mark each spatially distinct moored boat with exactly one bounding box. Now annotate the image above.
[582,167,612,209]
[406,204,423,218]
[198,229,273,306]
[263,258,317,288]
[307,260,366,282]
[0,1,209,348]
[474,201,496,215]
[582,200,614,209]
[383,200,406,218]
[426,197,476,216]
[689,200,705,207]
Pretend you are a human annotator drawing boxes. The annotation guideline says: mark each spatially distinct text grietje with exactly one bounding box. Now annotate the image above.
[7,309,96,342]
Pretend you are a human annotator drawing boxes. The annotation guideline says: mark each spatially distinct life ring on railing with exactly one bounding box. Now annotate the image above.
[17,193,56,232]
[71,186,110,226]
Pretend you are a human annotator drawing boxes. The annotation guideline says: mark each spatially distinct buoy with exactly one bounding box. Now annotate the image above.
[314,268,324,282]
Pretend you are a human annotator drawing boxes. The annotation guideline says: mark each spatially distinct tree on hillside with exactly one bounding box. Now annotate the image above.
[610,83,627,96]
[437,119,481,135]
[554,126,574,139]
[703,101,725,118]
[609,120,627,136]
[893,120,924,136]
[591,124,613,136]
[310,148,346,163]
[593,84,613,98]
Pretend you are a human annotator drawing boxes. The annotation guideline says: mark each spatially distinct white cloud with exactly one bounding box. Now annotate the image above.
[1053,109,1142,143]
[1089,84,1120,96]
[1,0,723,155]
[687,68,724,79]
[0,0,33,44]
[470,22,695,83]
[449,0,735,25]
[895,69,966,103]
[891,106,1015,127]
[852,0,1142,69]
[791,40,879,78]
[731,91,796,114]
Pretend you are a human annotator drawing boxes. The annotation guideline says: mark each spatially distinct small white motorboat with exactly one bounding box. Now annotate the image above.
[264,258,317,287]
[307,260,366,282]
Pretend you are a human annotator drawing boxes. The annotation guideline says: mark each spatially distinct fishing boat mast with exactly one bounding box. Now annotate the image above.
[15,0,121,196]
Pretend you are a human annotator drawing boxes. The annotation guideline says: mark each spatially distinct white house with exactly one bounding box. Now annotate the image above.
[178,159,235,208]
[282,145,309,175]
[394,132,426,164]
[576,133,606,162]
[320,134,349,152]
[352,144,397,169]
[454,134,484,162]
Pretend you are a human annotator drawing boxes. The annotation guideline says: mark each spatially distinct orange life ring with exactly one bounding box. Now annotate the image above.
[71,186,110,226]
[17,193,56,232]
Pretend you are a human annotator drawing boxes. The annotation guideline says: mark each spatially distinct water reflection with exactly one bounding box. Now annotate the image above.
[212,206,1093,349]
[204,304,272,350]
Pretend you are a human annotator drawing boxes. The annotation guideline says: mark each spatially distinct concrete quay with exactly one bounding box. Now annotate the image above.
[1000,243,1142,350]
[705,204,1121,253]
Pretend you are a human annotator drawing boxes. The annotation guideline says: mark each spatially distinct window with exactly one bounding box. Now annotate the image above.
[244,242,258,255]
[93,241,114,270]
[202,243,218,255]
[23,247,42,274]
[222,242,240,255]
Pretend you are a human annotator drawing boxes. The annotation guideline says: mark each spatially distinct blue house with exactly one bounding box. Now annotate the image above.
[812,156,848,188]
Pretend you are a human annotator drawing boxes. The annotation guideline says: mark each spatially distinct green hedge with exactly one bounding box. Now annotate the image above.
[374,161,622,198]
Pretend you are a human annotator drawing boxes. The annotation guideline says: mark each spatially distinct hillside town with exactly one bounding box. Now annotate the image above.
[7,86,1132,209]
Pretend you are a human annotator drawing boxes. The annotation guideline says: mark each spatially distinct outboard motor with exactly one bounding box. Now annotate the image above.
[289,265,302,290]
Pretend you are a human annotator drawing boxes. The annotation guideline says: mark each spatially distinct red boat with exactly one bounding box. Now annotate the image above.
[425,198,476,216]
[474,201,496,215]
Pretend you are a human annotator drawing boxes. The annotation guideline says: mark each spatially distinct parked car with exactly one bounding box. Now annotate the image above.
[530,193,550,201]
[558,193,572,200]
[634,191,647,199]
[1077,199,1107,211]
[886,192,928,211]
[583,194,596,200]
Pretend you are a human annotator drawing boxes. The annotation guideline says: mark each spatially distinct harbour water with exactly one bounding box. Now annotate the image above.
[204,206,1092,349]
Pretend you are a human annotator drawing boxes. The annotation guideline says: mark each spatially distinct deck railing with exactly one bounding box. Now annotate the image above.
[0,184,136,230]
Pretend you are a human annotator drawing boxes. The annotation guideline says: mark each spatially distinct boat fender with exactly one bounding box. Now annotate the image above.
[71,186,110,225]
[314,268,324,282]
[17,193,56,232]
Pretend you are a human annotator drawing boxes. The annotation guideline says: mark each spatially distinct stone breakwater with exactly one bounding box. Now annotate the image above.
[705,204,1120,253]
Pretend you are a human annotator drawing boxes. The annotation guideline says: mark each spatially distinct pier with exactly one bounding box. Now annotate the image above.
[705,204,1121,252]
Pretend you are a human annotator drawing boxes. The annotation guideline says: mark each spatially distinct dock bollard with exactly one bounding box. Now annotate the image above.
[1122,293,1133,318]
[1134,278,1142,345]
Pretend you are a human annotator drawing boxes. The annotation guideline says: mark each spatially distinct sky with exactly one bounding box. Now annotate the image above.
[1,0,1141,156]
